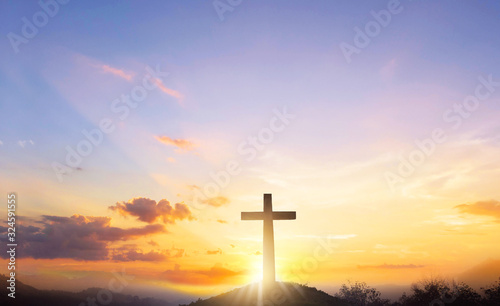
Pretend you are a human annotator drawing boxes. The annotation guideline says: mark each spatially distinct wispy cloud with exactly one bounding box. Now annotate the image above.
[455,200,500,222]
[380,58,398,80]
[100,64,134,81]
[153,78,184,103]
[155,136,195,151]
[111,245,184,262]
[161,263,244,285]
[358,264,425,270]
[18,139,34,148]
[295,234,357,240]
[201,196,230,207]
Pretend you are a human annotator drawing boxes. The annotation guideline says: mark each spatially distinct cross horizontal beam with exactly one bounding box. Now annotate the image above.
[241,211,296,220]
[273,211,296,220]
[241,212,263,220]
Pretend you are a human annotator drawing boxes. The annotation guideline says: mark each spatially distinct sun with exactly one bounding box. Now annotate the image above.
[249,257,264,283]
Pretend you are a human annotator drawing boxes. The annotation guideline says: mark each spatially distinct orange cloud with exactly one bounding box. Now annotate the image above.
[202,196,230,207]
[207,248,222,255]
[155,136,195,151]
[161,263,244,285]
[110,197,195,224]
[455,200,500,222]
[217,219,228,224]
[100,64,134,81]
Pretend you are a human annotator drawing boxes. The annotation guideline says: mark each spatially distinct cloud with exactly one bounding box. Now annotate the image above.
[100,64,134,81]
[161,263,244,285]
[18,139,34,148]
[0,140,3,145]
[357,264,425,269]
[329,234,357,240]
[153,78,184,103]
[109,197,195,224]
[0,215,166,260]
[455,200,500,222]
[155,136,195,151]
[112,249,168,262]
[253,251,262,255]
[148,240,159,247]
[380,58,398,80]
[207,248,222,255]
[216,219,228,224]
[201,196,230,207]
[295,234,357,240]
[111,245,184,262]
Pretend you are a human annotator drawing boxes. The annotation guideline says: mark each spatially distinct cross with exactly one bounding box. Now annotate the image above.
[241,193,296,289]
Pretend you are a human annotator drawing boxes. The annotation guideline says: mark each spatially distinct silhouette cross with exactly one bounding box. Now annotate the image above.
[241,194,296,288]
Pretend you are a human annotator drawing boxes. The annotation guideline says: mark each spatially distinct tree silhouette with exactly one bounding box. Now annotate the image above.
[482,277,500,306]
[398,276,482,306]
[335,280,390,306]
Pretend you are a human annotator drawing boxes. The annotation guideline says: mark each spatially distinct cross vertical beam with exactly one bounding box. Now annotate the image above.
[263,193,275,287]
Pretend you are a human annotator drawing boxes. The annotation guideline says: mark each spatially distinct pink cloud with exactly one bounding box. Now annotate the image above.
[153,78,184,103]
[100,64,134,81]
[155,136,195,151]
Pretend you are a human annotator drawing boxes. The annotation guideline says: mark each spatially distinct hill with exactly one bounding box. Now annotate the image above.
[0,274,171,306]
[180,282,350,306]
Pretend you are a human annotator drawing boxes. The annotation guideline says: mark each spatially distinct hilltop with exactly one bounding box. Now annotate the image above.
[180,282,350,306]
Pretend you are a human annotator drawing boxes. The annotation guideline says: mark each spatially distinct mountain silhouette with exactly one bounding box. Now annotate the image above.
[0,274,172,306]
[458,258,500,289]
[180,282,350,306]
[1,274,349,306]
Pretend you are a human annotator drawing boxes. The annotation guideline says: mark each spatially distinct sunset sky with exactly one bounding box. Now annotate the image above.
[1,0,500,301]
